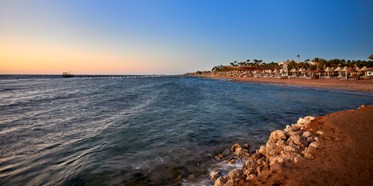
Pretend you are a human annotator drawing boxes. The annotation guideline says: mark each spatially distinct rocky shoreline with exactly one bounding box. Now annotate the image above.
[208,116,323,185]
[204,105,373,186]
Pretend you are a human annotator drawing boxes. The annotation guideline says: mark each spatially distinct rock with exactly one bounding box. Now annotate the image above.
[231,144,241,153]
[316,131,324,135]
[288,142,301,150]
[215,176,227,186]
[314,137,320,142]
[258,146,266,155]
[210,170,221,180]
[251,153,264,162]
[304,152,315,159]
[297,116,315,128]
[283,145,296,152]
[249,149,256,154]
[280,151,301,161]
[294,156,305,163]
[257,165,263,175]
[234,147,243,156]
[243,161,254,170]
[284,125,297,133]
[269,156,285,165]
[246,174,256,180]
[292,124,301,130]
[229,159,236,164]
[225,179,235,186]
[234,147,249,157]
[268,130,287,143]
[218,154,224,158]
[243,144,250,150]
[307,137,315,143]
[262,161,270,172]
[215,156,221,161]
[243,168,254,176]
[302,131,313,138]
[288,135,308,147]
[309,142,319,149]
[227,169,243,180]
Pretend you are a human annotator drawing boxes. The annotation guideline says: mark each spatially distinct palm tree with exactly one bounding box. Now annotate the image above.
[297,55,300,63]
[369,54,373,60]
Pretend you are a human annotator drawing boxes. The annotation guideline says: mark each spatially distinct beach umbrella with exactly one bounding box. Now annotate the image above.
[306,68,314,77]
[324,67,333,77]
[360,66,370,76]
[314,68,325,78]
[301,68,307,76]
[334,66,343,76]
[348,67,357,76]
[342,66,350,79]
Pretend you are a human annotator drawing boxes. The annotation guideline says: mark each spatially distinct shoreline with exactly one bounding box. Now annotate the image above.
[210,105,373,186]
[211,75,373,92]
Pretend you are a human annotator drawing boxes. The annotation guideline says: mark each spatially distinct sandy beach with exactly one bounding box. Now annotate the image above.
[213,105,373,186]
[212,75,373,92]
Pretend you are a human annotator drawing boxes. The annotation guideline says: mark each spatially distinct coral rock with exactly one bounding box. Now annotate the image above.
[210,170,221,180]
[302,131,313,138]
[246,174,256,180]
[309,142,319,149]
[252,153,264,162]
[231,143,241,153]
[215,176,227,186]
[288,135,308,147]
[227,169,243,180]
[307,137,315,143]
[268,130,287,143]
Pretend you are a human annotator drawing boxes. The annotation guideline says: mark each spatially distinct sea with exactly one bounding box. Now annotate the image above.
[0,75,372,186]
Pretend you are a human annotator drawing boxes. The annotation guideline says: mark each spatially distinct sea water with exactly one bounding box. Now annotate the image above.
[0,75,372,185]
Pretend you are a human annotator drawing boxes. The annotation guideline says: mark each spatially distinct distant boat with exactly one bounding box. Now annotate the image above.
[62,72,74,78]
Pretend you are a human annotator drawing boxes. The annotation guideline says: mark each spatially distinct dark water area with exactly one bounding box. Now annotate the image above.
[0,75,372,185]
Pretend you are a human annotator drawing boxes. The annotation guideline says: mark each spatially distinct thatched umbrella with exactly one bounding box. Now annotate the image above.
[334,66,343,77]
[355,67,361,75]
[342,66,350,79]
[314,68,325,78]
[280,69,284,75]
[360,66,370,76]
[306,68,314,77]
[324,67,333,77]
[348,67,357,76]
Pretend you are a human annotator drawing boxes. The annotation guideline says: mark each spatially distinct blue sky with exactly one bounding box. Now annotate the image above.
[1,0,373,74]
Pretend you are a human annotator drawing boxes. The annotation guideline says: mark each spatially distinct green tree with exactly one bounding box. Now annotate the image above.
[369,54,373,60]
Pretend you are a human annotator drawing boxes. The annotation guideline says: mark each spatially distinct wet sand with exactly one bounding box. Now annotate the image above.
[216,105,373,186]
[212,75,373,92]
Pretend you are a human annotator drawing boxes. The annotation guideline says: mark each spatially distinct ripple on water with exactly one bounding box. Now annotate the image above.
[0,77,372,185]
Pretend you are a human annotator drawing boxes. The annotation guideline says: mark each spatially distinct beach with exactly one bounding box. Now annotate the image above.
[212,75,373,92]
[212,105,373,186]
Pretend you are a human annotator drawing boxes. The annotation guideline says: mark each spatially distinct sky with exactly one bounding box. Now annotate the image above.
[1,0,373,75]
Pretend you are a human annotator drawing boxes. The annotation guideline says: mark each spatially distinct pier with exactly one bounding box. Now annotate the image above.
[63,74,201,79]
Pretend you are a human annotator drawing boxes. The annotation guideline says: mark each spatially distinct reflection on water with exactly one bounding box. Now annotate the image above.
[0,76,372,185]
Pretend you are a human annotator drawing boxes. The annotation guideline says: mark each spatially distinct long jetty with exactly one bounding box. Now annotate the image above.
[68,75,201,79]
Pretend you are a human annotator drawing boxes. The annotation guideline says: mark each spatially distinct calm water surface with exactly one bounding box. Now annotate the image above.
[0,75,372,185]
